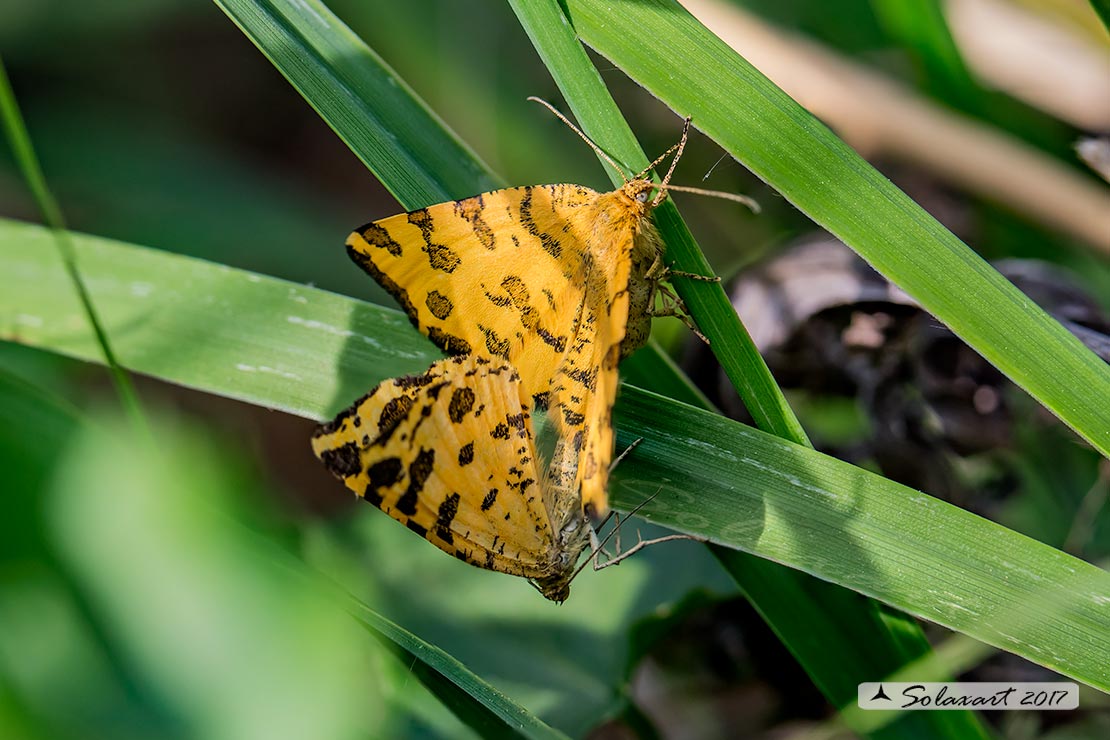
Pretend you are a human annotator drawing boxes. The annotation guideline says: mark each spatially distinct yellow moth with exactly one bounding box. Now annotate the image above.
[312,354,587,602]
[343,100,752,516]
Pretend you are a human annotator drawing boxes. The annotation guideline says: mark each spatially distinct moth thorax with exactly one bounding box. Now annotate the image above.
[632,219,663,260]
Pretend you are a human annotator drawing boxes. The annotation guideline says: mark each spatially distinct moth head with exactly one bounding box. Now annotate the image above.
[531,511,589,603]
[621,179,657,209]
[533,576,572,604]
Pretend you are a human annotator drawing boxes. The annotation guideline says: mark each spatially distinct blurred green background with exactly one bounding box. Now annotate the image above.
[2,0,1109,737]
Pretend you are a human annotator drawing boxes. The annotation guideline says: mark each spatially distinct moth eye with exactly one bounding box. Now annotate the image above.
[635,191,649,203]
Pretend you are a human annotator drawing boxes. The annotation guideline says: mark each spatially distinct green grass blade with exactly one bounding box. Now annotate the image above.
[211,0,500,207]
[349,604,570,740]
[1090,0,1110,32]
[561,0,1110,458]
[0,55,145,431]
[0,219,439,416]
[619,339,713,410]
[3,221,1107,694]
[868,0,981,111]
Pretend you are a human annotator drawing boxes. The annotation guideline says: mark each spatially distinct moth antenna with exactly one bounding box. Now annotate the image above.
[527,96,629,184]
[657,184,761,213]
[594,507,617,531]
[636,140,681,181]
[649,116,691,207]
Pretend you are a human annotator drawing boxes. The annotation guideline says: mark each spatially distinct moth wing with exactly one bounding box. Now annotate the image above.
[311,361,453,470]
[312,355,560,578]
[546,294,627,516]
[347,185,599,401]
[545,194,650,515]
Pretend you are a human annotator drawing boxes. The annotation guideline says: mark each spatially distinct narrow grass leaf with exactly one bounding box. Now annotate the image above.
[0,55,145,430]
[212,0,500,207]
[350,603,570,740]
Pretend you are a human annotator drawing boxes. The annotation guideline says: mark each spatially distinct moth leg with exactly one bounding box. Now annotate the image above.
[593,531,703,571]
[588,521,615,562]
[588,487,707,571]
[644,252,669,283]
[645,252,721,284]
[650,283,710,346]
[667,269,721,283]
[643,255,714,345]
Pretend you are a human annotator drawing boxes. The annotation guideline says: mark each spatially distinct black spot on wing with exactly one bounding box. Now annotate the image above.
[396,448,435,516]
[501,276,566,351]
[426,243,461,272]
[318,442,361,478]
[427,326,472,355]
[313,392,370,437]
[481,488,498,511]
[536,326,567,352]
[454,195,496,251]
[518,185,562,258]
[363,457,403,507]
[567,367,598,392]
[434,492,461,544]
[583,451,598,478]
[377,395,415,436]
[562,408,586,426]
[355,222,403,257]
[506,412,526,434]
[458,442,474,466]
[406,520,428,538]
[408,209,461,272]
[501,276,535,321]
[425,290,454,320]
[481,326,511,358]
[448,387,476,424]
[394,370,439,391]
